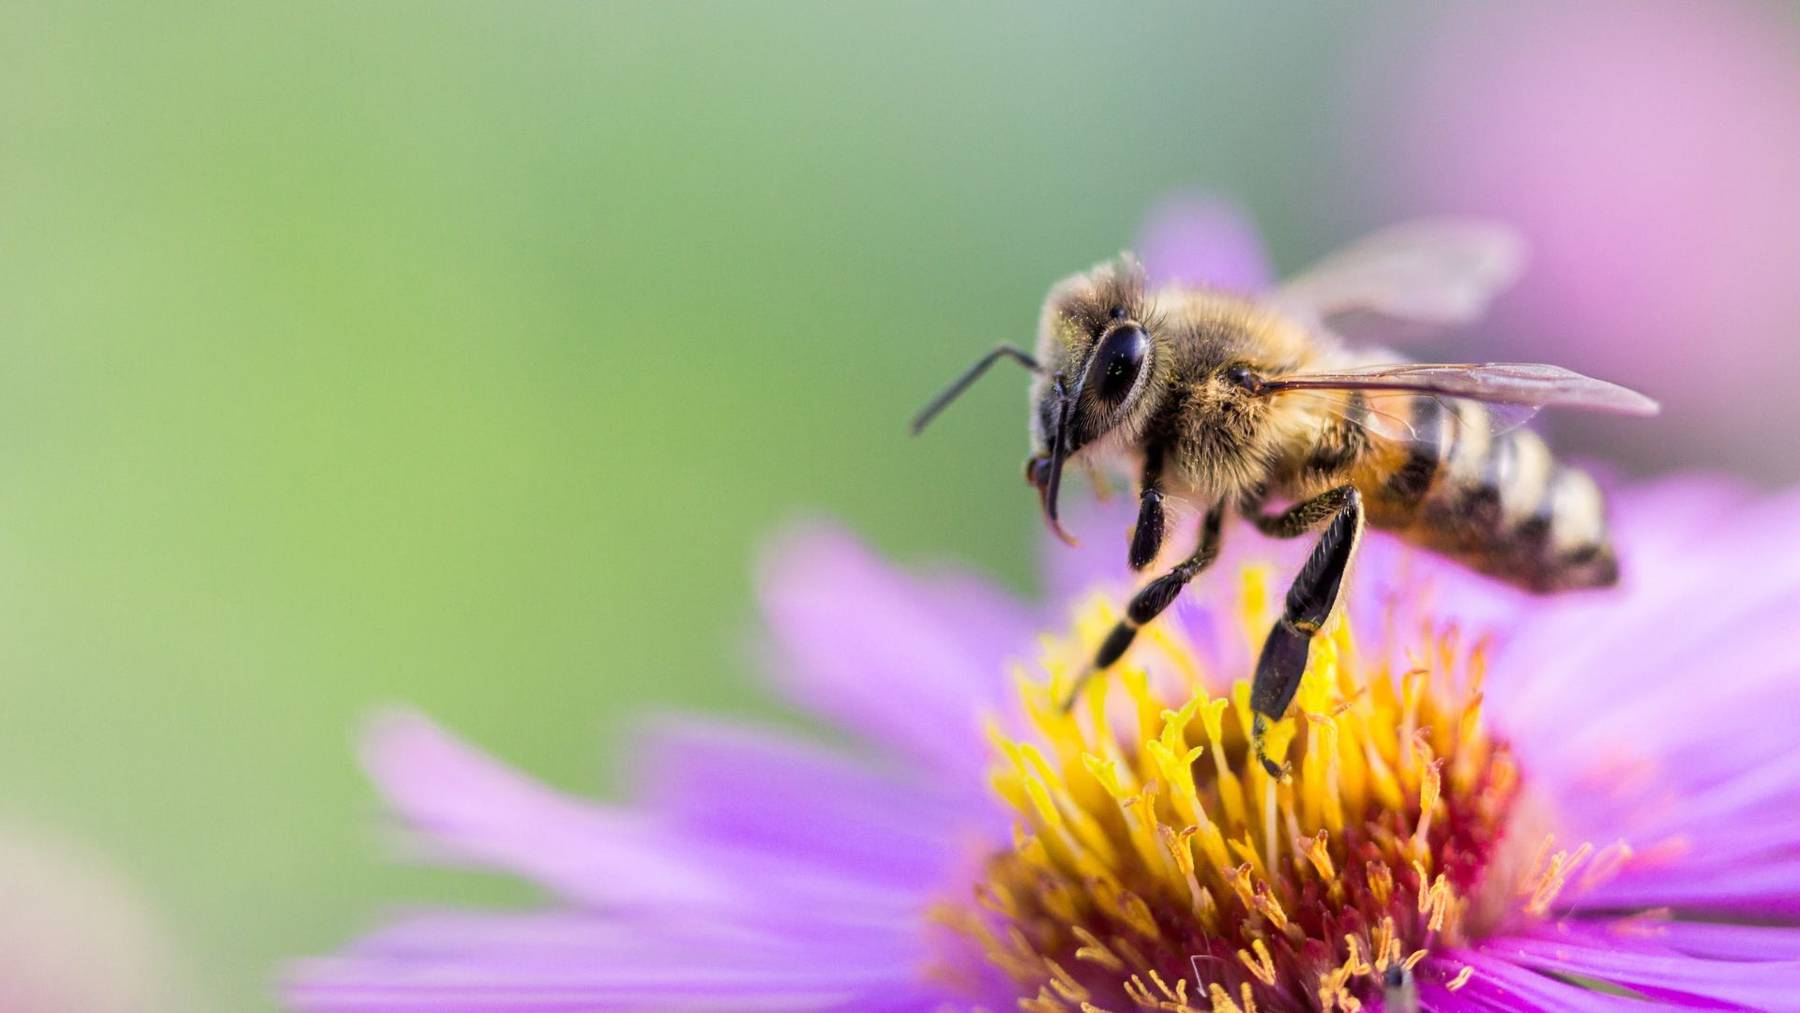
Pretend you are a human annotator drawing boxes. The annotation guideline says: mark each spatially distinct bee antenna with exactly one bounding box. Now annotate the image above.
[910,344,1041,435]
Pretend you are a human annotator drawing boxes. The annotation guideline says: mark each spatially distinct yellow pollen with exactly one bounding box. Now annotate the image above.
[1367,861,1395,908]
[1301,829,1336,881]
[1236,939,1277,986]
[1579,841,1635,893]
[944,563,1575,1010]
[1072,925,1125,973]
[1524,840,1594,916]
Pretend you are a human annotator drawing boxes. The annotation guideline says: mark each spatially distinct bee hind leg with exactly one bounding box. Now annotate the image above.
[1251,484,1357,539]
[1250,486,1364,778]
[1060,505,1223,712]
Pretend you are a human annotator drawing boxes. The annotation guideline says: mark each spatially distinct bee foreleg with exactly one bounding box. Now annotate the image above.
[1061,505,1224,712]
[1130,489,1165,571]
[1250,486,1364,778]
[1250,484,1357,539]
[1129,444,1168,571]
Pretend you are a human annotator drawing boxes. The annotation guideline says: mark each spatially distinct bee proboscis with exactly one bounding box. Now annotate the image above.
[913,220,1659,774]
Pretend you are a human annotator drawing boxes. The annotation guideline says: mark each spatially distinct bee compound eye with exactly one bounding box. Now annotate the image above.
[1088,325,1148,404]
[1225,365,1259,390]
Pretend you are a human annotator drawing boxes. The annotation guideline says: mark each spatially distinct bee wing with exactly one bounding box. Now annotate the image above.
[1272,221,1525,336]
[1262,362,1660,416]
[1280,389,1543,446]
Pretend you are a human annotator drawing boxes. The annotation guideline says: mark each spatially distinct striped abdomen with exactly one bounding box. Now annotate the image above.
[1359,395,1617,592]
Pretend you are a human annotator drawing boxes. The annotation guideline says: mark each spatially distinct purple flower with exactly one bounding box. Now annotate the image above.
[287,475,1800,1011]
[288,208,1800,1009]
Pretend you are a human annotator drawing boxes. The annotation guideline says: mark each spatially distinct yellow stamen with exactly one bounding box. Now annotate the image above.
[1526,841,1593,916]
[1300,828,1336,881]
[1413,756,1443,852]
[1070,925,1124,973]
[1236,938,1276,986]
[946,565,1572,1008]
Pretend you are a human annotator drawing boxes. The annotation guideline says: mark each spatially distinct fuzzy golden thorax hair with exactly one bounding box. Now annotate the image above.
[1028,256,1325,507]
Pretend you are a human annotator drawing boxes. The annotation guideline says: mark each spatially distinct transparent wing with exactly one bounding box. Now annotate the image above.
[1262,362,1660,416]
[1273,220,1526,336]
[1282,389,1541,448]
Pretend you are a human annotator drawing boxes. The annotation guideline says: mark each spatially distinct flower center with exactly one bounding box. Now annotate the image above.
[941,566,1599,1012]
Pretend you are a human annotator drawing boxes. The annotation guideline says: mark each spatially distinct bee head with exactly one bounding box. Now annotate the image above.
[1023,257,1163,544]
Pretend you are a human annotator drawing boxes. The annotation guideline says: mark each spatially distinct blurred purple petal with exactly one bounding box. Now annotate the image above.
[1483,929,1800,1007]
[1431,949,1647,1010]
[1616,921,1800,962]
[1584,858,1800,916]
[637,717,995,887]
[756,524,1035,781]
[1351,1,1800,479]
[290,911,935,1011]
[1134,192,1272,291]
[362,709,735,910]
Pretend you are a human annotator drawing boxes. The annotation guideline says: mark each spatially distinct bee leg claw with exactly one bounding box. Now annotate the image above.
[1251,715,1292,780]
[1248,487,1365,770]
[1058,665,1096,713]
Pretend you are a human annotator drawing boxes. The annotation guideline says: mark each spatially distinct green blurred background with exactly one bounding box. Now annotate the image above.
[4,2,1798,1009]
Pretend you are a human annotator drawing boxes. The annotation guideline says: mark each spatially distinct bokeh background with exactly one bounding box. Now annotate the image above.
[5,2,1799,1008]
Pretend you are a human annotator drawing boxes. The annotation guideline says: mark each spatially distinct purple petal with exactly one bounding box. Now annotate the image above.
[340,913,923,979]
[1430,948,1648,1010]
[360,710,734,911]
[1483,928,1800,1008]
[362,715,932,921]
[1493,480,1780,730]
[1485,483,1788,767]
[636,717,1001,887]
[1478,484,1800,917]
[1604,921,1800,962]
[1580,857,1800,915]
[756,525,1037,780]
[1613,725,1800,841]
[1134,192,1272,292]
[1413,981,1464,1012]
[287,912,941,1011]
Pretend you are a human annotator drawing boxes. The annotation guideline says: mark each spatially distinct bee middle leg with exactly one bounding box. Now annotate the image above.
[1060,505,1224,711]
[1249,485,1365,777]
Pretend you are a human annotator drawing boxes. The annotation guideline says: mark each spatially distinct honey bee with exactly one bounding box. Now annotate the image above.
[913,221,1658,774]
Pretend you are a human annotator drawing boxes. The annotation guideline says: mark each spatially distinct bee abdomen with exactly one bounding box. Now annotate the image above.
[1382,395,1451,507]
[1515,463,1617,590]
[1397,401,1616,592]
